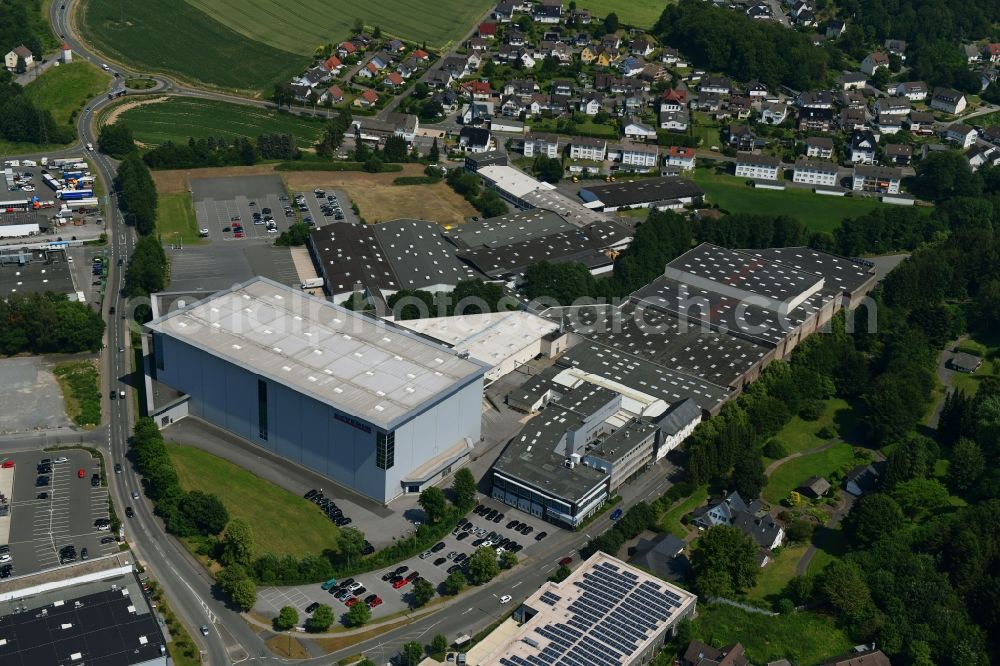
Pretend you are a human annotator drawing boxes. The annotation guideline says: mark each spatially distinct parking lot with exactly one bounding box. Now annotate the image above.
[192,175,298,243]
[2,449,117,578]
[254,496,557,624]
[294,187,359,227]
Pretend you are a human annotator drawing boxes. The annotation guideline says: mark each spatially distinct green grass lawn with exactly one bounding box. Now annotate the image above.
[80,0,305,92]
[114,97,327,148]
[166,444,340,558]
[186,0,493,53]
[532,117,619,140]
[692,603,852,665]
[658,485,709,538]
[764,443,858,505]
[744,543,809,603]
[765,399,853,461]
[24,61,109,126]
[53,360,101,428]
[950,336,998,396]
[806,524,848,577]
[0,139,72,157]
[156,193,204,246]
[692,167,889,233]
[576,0,670,28]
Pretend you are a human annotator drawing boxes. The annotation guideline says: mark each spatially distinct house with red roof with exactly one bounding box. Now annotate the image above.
[412,49,430,61]
[358,61,379,79]
[666,146,696,171]
[356,89,380,107]
[460,80,493,100]
[386,72,404,88]
[322,55,343,73]
[337,41,357,57]
[660,88,688,112]
[478,22,497,39]
[988,43,1000,63]
[323,85,344,104]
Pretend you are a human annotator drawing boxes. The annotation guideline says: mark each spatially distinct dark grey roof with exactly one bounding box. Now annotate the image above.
[579,177,703,208]
[0,581,166,666]
[741,247,875,295]
[0,248,75,297]
[459,126,491,147]
[854,164,902,180]
[657,398,703,435]
[445,208,574,249]
[630,535,689,580]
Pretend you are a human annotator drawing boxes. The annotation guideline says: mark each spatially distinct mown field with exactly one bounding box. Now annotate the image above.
[112,97,327,148]
[577,0,669,29]
[24,61,109,126]
[79,0,304,92]
[692,168,890,233]
[185,0,494,53]
[156,193,203,246]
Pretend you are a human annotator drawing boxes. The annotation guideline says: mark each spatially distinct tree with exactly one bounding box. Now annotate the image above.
[452,468,477,510]
[499,550,518,570]
[382,135,408,162]
[431,634,449,657]
[372,25,382,39]
[730,449,766,500]
[345,600,372,627]
[948,438,985,492]
[603,12,619,34]
[306,604,334,632]
[691,525,758,595]
[890,478,951,520]
[467,547,500,584]
[410,577,435,607]
[442,569,466,595]
[844,493,904,544]
[533,155,563,183]
[179,490,229,535]
[220,519,254,566]
[786,518,815,543]
[274,606,298,631]
[428,137,440,163]
[401,641,424,666]
[418,487,447,523]
[336,526,366,567]
[549,564,571,582]
[275,222,311,247]
[912,150,978,202]
[228,577,257,611]
[98,122,136,158]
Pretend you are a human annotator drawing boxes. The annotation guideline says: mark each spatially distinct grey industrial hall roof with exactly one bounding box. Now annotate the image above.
[554,301,771,387]
[0,248,75,297]
[445,208,574,249]
[145,277,487,429]
[741,247,875,295]
[0,582,165,666]
[579,176,703,207]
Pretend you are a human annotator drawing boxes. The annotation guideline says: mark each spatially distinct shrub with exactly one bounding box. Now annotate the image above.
[799,399,826,421]
[763,438,789,459]
[817,424,838,439]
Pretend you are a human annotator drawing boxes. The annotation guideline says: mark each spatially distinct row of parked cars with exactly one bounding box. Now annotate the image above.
[304,489,370,538]
[320,576,386,608]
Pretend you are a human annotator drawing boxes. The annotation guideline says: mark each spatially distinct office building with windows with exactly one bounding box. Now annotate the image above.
[145,277,487,504]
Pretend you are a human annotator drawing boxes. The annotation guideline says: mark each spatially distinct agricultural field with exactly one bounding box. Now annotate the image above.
[110,97,327,148]
[575,0,668,28]
[79,0,304,92]
[23,61,109,126]
[184,0,494,53]
[691,167,889,233]
[167,443,340,558]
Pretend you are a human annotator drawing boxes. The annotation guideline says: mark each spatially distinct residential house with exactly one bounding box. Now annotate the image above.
[930,87,967,114]
[877,114,904,135]
[385,39,406,53]
[825,20,846,38]
[681,641,751,666]
[458,126,492,153]
[950,352,984,373]
[478,22,497,39]
[505,28,525,46]
[533,0,562,24]
[397,60,418,79]
[988,43,1000,63]
[659,110,689,132]
[336,41,357,57]
[798,89,834,109]
[412,49,430,62]
[500,95,525,117]
[806,136,834,159]
[965,145,1000,172]
[728,124,757,152]
[727,96,753,120]
[841,90,866,109]
[461,101,494,125]
[945,123,978,148]
[839,71,868,91]
[467,37,489,52]
[735,152,782,181]
[693,92,724,113]
[747,3,771,19]
[618,56,645,77]
[551,79,573,96]
[577,94,602,116]
[431,89,460,113]
[357,61,378,79]
[321,84,344,104]
[427,69,453,88]
[860,51,889,75]
[849,130,878,164]
[460,80,493,100]
[884,39,907,59]
[699,75,733,95]
[505,79,538,98]
[797,476,832,499]
[733,511,786,554]
[894,81,927,101]
[580,45,600,64]
[659,88,688,112]
[4,45,33,70]
[820,647,892,666]
[691,491,785,555]
[439,55,470,79]
[883,143,913,166]
[355,89,379,108]
[962,44,982,64]
[982,125,1000,145]
[321,55,343,74]
[665,146,696,171]
[571,8,591,24]
[853,164,902,194]
[616,141,659,170]
[493,1,514,21]
[875,97,911,117]
[746,80,769,98]
[908,111,935,135]
[522,133,560,158]
[569,137,607,161]
[353,113,419,144]
[630,37,654,57]
[519,51,537,68]
[760,102,789,125]
[623,121,657,142]
[793,158,839,187]
[840,107,868,131]
[289,82,312,102]
[845,464,881,496]
[659,47,686,67]
[379,72,401,90]
[799,107,835,132]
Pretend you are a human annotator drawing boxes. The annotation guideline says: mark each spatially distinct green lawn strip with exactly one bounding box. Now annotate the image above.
[763,443,858,505]
[79,0,305,92]
[0,139,72,156]
[692,603,852,665]
[691,167,888,233]
[166,444,340,558]
[155,193,204,246]
[530,118,619,139]
[184,0,494,54]
[765,398,850,460]
[24,61,109,126]
[658,485,709,538]
[117,97,327,148]
[569,0,669,29]
[53,360,101,428]
[743,543,809,603]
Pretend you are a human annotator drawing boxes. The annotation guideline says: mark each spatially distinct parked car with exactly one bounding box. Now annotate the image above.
[125,507,134,518]
[434,557,447,566]
[535,531,547,541]
[499,595,512,604]
[321,577,339,590]
[392,578,408,589]
[305,602,320,613]
[558,556,573,566]
[368,596,383,608]
[91,473,100,487]
[78,468,86,478]
[114,463,122,474]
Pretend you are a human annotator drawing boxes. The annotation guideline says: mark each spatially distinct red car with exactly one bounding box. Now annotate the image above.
[1,460,13,468]
[558,556,573,566]
[234,231,245,238]
[345,597,359,607]
[368,596,382,608]
[78,468,86,478]
[392,578,408,589]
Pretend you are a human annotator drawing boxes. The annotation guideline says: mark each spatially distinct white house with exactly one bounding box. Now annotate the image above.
[793,158,839,187]
[623,122,657,142]
[945,123,978,149]
[853,165,902,194]
[930,87,967,115]
[860,51,889,75]
[874,97,911,117]
[849,130,878,164]
[665,146,696,171]
[577,96,602,116]
[459,126,492,153]
[522,133,560,158]
[894,81,927,101]
[805,136,834,159]
[4,45,33,71]
[569,137,607,161]
[659,111,689,131]
[759,102,789,125]
[617,141,659,169]
[966,145,1000,172]
[735,152,782,181]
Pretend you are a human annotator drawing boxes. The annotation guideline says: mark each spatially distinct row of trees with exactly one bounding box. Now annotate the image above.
[315,108,353,157]
[142,133,299,170]
[115,153,158,235]
[445,167,508,218]
[124,236,167,298]
[0,293,105,356]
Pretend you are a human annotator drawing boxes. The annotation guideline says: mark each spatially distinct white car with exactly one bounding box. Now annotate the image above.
[198,228,210,237]
[419,551,433,559]
[499,595,512,604]
[131,490,140,500]
[347,581,363,592]
[0,553,11,563]
[53,457,68,464]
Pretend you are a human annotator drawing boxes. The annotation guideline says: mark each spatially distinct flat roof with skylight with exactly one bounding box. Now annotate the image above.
[145,277,486,429]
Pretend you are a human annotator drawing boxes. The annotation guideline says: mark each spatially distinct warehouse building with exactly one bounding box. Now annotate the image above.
[476,552,697,666]
[145,277,488,503]
[578,176,704,211]
[0,247,75,297]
